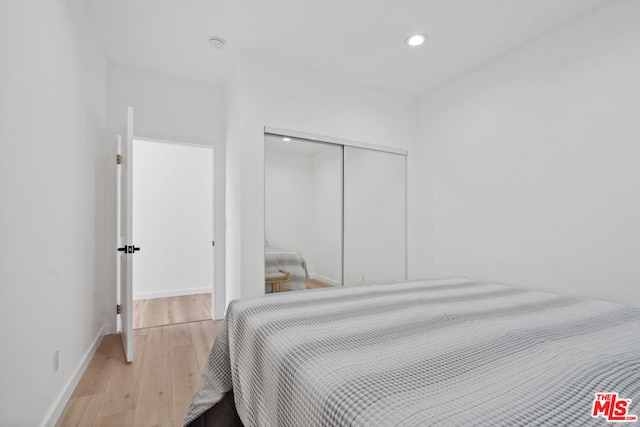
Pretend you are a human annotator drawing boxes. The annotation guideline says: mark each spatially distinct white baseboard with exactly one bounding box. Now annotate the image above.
[42,325,105,427]
[133,287,211,300]
[310,274,340,287]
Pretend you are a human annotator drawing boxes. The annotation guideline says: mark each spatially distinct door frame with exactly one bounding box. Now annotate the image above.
[116,133,226,352]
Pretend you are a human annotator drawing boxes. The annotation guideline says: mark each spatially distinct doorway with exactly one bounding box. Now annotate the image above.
[131,138,214,329]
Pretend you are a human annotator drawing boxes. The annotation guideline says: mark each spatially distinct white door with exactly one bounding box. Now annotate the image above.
[117,106,135,362]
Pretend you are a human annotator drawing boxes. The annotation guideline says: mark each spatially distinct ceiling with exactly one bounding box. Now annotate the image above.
[83,0,610,97]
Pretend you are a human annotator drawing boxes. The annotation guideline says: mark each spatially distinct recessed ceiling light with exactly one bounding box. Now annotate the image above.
[209,36,225,49]
[405,34,426,47]
[282,137,291,142]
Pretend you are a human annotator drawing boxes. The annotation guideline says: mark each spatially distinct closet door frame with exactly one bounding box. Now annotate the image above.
[265,127,407,156]
[264,126,408,283]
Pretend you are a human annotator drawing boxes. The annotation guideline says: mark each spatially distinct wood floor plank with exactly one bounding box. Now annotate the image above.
[162,298,173,325]
[169,296,185,324]
[147,298,167,329]
[180,296,197,323]
[169,322,194,348]
[132,299,145,329]
[189,320,219,371]
[55,393,103,427]
[197,294,211,319]
[97,334,147,417]
[170,346,201,427]
[138,299,156,329]
[93,410,135,427]
[71,335,121,398]
[146,325,170,343]
[133,338,172,427]
[193,294,210,322]
[134,294,212,329]
[154,298,171,328]
[133,327,149,337]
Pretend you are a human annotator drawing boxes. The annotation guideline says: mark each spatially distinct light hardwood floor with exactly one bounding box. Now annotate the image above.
[56,319,223,427]
[133,293,211,329]
[58,295,219,426]
[58,288,329,426]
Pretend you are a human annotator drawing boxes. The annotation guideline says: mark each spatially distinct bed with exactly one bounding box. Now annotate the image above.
[264,245,309,291]
[184,278,640,426]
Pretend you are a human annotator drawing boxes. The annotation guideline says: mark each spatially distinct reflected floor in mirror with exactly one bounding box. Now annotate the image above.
[267,278,334,293]
[306,278,334,289]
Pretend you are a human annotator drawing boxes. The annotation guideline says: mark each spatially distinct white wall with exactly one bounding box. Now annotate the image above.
[132,140,213,299]
[106,64,227,320]
[107,64,225,145]
[224,74,244,303]
[419,0,640,306]
[226,54,428,303]
[0,1,108,425]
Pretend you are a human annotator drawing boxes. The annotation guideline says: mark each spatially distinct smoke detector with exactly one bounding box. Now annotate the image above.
[209,36,226,49]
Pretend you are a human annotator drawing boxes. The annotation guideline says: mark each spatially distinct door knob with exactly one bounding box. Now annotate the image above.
[117,245,141,254]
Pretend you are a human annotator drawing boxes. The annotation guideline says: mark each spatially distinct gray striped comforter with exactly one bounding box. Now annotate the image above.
[184,278,640,426]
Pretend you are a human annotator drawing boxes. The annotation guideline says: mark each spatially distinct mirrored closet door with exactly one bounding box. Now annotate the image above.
[264,135,343,292]
[343,146,406,285]
[264,131,407,292]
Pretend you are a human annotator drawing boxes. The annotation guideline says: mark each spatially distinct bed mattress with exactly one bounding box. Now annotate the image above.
[184,278,640,426]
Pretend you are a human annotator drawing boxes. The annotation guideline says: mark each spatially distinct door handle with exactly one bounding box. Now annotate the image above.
[117,245,141,254]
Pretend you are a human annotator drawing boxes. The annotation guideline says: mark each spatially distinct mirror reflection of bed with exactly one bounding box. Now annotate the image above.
[264,244,331,291]
[264,132,407,292]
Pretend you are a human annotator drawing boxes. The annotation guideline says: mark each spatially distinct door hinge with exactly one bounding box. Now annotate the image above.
[116,154,122,165]
[116,304,122,315]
